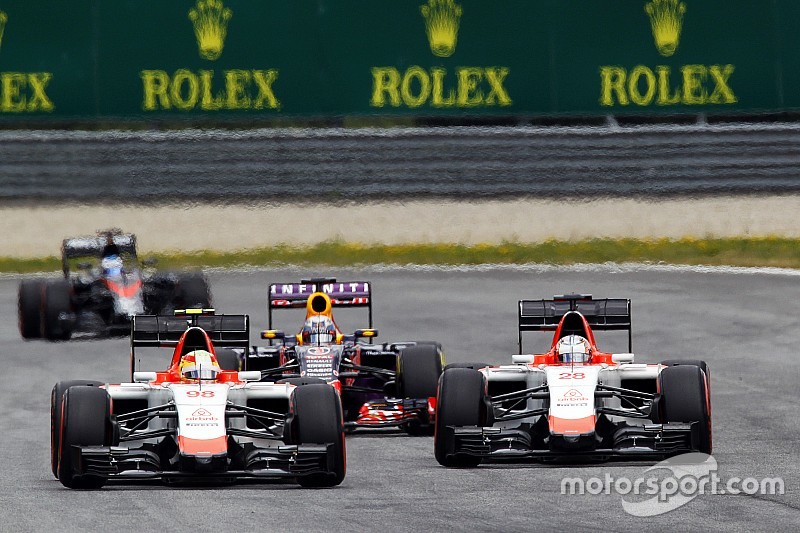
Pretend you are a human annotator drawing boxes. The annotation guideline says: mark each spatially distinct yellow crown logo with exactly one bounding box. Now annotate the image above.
[188,0,232,61]
[420,0,462,58]
[645,0,686,57]
[0,11,8,52]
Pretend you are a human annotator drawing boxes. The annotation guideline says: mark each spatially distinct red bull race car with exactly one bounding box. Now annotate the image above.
[245,279,444,435]
[19,230,210,340]
[50,310,345,489]
[435,294,711,467]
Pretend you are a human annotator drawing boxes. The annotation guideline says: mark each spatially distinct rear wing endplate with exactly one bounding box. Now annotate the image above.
[518,294,631,352]
[268,278,372,328]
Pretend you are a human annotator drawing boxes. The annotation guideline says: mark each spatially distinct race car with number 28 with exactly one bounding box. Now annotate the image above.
[245,279,445,435]
[51,310,345,489]
[435,294,711,467]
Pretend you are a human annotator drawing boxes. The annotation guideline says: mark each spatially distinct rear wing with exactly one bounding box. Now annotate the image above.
[131,312,250,349]
[129,310,249,380]
[518,294,631,352]
[268,278,372,328]
[61,232,137,276]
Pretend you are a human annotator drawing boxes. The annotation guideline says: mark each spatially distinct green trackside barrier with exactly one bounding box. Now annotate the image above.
[0,0,796,121]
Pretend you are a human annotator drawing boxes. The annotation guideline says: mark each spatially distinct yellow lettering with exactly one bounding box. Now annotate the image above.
[681,64,707,105]
[400,66,431,108]
[253,70,280,109]
[141,70,171,110]
[199,70,224,110]
[708,64,737,104]
[656,66,681,105]
[371,67,401,108]
[27,73,54,111]
[2,73,26,112]
[431,68,455,107]
[628,66,656,106]
[599,66,628,106]
[225,70,251,109]
[457,67,483,107]
[170,69,199,110]
[485,67,511,106]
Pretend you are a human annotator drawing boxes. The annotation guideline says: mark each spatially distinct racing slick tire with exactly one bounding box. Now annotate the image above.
[215,348,240,371]
[51,380,104,478]
[660,359,710,391]
[18,280,44,339]
[435,368,488,468]
[291,384,346,488]
[396,344,444,399]
[658,365,712,454]
[396,344,444,435]
[42,281,73,341]
[444,362,490,371]
[57,385,113,489]
[175,274,211,309]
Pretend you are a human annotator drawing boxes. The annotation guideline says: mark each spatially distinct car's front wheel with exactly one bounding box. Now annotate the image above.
[57,385,112,489]
[435,368,488,467]
[290,384,346,488]
[658,364,712,454]
[50,380,103,478]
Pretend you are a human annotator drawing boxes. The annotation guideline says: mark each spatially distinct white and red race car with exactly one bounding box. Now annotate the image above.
[435,294,711,467]
[51,310,345,489]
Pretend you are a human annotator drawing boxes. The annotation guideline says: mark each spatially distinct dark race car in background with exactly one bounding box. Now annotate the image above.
[18,229,211,340]
[245,279,444,435]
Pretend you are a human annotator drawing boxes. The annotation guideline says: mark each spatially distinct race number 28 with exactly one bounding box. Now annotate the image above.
[558,372,585,379]
[186,390,215,397]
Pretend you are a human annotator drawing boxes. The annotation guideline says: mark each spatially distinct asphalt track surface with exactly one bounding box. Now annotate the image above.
[3,123,800,201]
[1,267,799,532]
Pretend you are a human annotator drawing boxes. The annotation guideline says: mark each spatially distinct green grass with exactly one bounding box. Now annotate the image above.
[3,237,800,273]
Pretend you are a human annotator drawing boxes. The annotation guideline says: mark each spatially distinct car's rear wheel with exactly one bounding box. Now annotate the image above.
[435,368,487,467]
[658,365,712,454]
[43,281,72,341]
[57,385,112,489]
[51,380,103,478]
[175,274,211,309]
[291,384,346,487]
[18,280,44,339]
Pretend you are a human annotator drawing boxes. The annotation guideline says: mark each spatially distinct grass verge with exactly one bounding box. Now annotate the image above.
[3,237,800,274]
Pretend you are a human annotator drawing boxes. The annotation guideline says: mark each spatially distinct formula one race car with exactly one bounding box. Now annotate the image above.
[245,279,445,435]
[50,310,345,489]
[435,294,711,466]
[19,229,211,340]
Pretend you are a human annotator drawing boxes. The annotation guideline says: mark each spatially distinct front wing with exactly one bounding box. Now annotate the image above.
[440,422,700,462]
[66,442,338,482]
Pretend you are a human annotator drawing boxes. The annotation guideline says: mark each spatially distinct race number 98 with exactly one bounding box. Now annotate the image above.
[186,390,215,397]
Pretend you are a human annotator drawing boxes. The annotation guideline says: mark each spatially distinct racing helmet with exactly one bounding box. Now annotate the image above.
[557,335,591,363]
[179,350,221,380]
[301,315,336,345]
[101,254,123,278]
